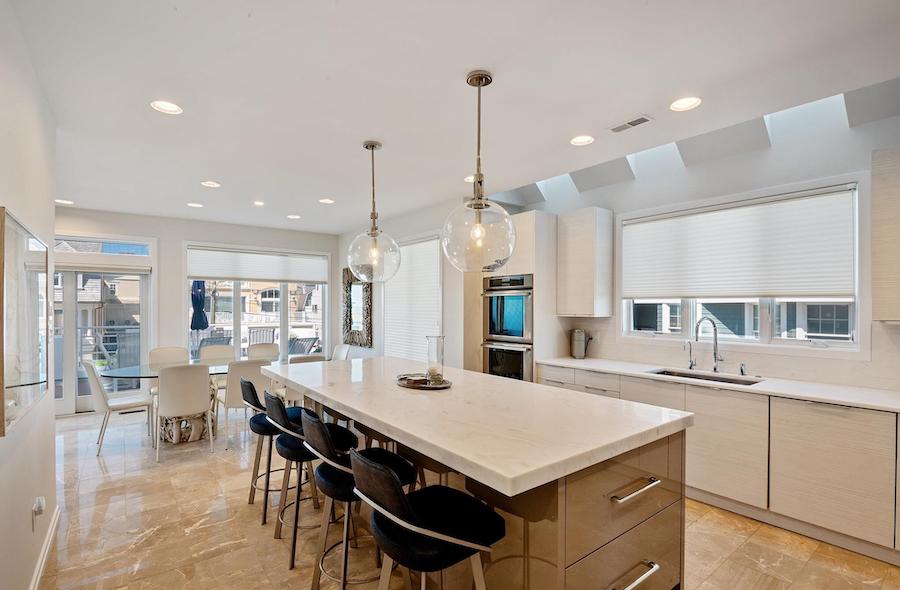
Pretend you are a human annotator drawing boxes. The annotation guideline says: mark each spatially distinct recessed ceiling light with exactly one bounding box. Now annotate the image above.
[54,199,75,205]
[669,96,703,112]
[253,200,265,207]
[200,180,221,188]
[149,100,183,115]
[463,175,475,183]
[187,202,204,208]
[287,214,301,220]
[318,198,335,204]
[570,135,595,146]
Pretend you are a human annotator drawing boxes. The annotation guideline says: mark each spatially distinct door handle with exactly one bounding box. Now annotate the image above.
[611,477,661,504]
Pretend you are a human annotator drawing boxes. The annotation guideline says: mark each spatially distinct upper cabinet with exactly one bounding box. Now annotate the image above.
[872,146,900,321]
[557,207,613,317]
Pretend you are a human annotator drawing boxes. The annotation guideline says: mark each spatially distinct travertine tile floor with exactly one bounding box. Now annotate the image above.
[40,411,900,589]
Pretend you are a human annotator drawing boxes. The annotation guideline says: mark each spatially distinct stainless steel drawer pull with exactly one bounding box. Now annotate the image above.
[583,385,609,392]
[620,560,660,590]
[543,378,564,385]
[611,477,661,504]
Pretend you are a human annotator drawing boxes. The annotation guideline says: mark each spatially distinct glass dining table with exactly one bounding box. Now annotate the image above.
[100,357,280,443]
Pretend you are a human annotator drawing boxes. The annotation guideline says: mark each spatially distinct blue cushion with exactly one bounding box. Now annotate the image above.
[274,433,316,463]
[249,413,280,436]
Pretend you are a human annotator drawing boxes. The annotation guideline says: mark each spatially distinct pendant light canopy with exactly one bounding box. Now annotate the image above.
[348,141,401,283]
[440,70,516,273]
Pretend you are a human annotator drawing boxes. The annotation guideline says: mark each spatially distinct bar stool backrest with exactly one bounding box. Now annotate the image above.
[240,378,264,412]
[350,448,420,527]
[264,391,300,435]
[157,364,211,417]
[300,409,340,462]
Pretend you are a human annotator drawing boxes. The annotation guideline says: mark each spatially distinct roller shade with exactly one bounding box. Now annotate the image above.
[621,188,856,299]
[384,238,442,362]
[186,247,329,283]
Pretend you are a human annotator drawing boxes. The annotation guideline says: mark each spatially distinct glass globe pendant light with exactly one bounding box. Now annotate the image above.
[348,141,401,283]
[440,70,516,272]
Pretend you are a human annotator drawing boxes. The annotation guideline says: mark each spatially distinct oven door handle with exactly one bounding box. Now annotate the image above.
[481,290,533,298]
[481,342,533,352]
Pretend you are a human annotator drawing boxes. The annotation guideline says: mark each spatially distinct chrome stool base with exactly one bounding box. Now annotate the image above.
[277,495,321,532]
[252,467,297,494]
[319,535,394,585]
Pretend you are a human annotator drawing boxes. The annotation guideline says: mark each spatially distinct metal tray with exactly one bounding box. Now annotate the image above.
[396,373,452,390]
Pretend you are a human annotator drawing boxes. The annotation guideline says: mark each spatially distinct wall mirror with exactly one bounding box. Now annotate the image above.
[342,267,372,347]
[1,208,49,436]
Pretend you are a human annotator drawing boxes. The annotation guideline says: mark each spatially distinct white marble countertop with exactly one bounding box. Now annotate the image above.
[538,357,900,413]
[263,356,693,497]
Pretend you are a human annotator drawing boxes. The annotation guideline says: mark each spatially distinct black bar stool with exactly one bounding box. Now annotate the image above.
[351,448,506,590]
[301,409,417,590]
[264,392,358,570]
[242,378,301,525]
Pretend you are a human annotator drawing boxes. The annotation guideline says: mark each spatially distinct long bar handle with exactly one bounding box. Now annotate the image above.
[481,290,533,297]
[620,560,660,590]
[611,477,661,504]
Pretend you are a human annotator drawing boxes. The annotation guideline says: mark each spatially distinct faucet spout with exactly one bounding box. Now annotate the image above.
[695,317,724,372]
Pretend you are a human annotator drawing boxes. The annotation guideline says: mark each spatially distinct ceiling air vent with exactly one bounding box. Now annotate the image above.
[610,115,653,133]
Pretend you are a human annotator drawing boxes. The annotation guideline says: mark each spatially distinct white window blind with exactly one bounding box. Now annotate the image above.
[384,238,441,362]
[621,188,855,299]
[186,247,329,283]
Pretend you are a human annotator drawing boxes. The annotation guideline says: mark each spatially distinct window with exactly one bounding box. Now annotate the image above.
[186,246,329,359]
[55,237,150,256]
[383,239,441,362]
[621,186,857,348]
[630,300,682,334]
[775,298,854,341]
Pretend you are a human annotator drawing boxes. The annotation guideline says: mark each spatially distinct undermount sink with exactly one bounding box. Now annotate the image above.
[647,368,764,386]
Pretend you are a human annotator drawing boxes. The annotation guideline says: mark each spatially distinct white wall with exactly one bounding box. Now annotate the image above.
[532,96,900,391]
[54,208,339,352]
[334,199,468,369]
[0,0,59,587]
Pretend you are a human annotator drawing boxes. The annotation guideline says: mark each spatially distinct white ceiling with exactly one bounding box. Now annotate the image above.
[13,0,900,234]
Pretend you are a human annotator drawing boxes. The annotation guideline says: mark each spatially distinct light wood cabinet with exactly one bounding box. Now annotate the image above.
[574,369,620,393]
[536,364,574,384]
[484,210,536,278]
[557,207,613,317]
[620,376,685,410]
[684,385,769,508]
[770,397,896,547]
[872,147,900,320]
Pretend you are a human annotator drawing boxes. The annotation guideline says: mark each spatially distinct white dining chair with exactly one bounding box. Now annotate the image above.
[156,364,214,462]
[199,343,234,405]
[84,361,152,456]
[332,344,351,360]
[248,342,279,360]
[217,359,269,450]
[148,346,189,403]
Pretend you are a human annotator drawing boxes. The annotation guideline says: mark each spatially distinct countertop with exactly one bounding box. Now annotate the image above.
[538,357,900,413]
[263,356,693,497]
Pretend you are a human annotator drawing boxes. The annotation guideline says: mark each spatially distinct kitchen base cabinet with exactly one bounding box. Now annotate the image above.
[565,501,682,590]
[685,385,768,508]
[770,397,896,547]
[620,376,686,410]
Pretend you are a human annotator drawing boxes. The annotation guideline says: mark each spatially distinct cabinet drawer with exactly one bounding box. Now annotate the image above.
[770,397,896,547]
[620,376,686,410]
[538,378,583,393]
[566,501,682,590]
[565,434,683,566]
[574,369,620,393]
[537,364,575,385]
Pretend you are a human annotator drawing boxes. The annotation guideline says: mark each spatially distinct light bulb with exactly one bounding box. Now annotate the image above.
[470,223,486,241]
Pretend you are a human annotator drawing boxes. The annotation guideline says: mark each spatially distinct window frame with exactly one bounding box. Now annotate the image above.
[616,174,870,361]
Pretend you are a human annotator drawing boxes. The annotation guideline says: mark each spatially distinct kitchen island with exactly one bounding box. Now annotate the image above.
[264,356,693,590]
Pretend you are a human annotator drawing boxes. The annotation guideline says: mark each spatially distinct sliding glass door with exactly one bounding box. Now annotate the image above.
[54,271,150,415]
